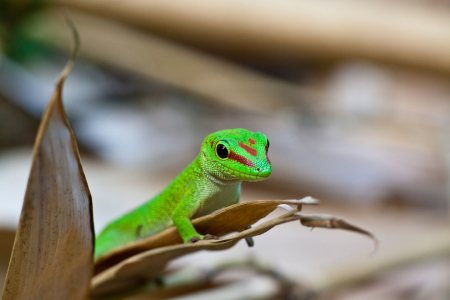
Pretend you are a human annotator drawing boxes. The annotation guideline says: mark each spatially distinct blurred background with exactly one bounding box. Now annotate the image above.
[1,0,450,299]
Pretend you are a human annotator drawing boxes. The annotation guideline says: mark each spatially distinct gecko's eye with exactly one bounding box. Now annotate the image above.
[216,143,229,159]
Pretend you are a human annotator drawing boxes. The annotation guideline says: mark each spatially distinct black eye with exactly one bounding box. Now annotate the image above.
[216,143,228,159]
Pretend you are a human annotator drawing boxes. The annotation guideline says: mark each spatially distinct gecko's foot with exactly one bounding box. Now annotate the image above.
[188,236,201,243]
[243,226,254,247]
[203,234,219,240]
[154,276,164,286]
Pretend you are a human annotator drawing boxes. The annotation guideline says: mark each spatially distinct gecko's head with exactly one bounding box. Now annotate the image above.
[201,128,272,182]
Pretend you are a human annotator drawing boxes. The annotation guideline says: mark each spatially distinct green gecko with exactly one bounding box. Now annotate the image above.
[95,128,272,259]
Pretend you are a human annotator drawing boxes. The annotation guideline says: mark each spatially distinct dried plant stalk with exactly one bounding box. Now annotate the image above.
[51,0,450,73]
[27,9,313,114]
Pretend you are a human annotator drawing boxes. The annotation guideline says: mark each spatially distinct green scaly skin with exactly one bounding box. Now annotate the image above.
[95,129,272,259]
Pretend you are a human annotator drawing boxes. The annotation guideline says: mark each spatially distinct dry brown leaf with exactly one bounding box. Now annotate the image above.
[90,197,376,298]
[94,198,319,275]
[90,208,303,297]
[1,22,94,300]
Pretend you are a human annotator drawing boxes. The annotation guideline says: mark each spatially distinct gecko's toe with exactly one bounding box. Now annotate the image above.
[188,236,201,243]
[203,234,219,240]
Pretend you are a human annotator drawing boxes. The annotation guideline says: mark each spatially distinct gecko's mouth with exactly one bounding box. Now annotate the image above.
[220,164,271,181]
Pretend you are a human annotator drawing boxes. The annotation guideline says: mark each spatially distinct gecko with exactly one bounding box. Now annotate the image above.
[95,128,272,259]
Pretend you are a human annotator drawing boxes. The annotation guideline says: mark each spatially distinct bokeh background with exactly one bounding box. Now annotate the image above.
[1,0,450,299]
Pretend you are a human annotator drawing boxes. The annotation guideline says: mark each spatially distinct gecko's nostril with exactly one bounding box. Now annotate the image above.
[257,168,260,171]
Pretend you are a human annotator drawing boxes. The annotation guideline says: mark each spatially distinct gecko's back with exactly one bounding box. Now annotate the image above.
[95,159,201,258]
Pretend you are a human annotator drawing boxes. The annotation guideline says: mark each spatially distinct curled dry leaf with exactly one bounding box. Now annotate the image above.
[90,197,365,297]
[1,22,94,300]
[90,208,302,297]
[90,196,375,297]
[94,197,319,275]
[298,214,378,250]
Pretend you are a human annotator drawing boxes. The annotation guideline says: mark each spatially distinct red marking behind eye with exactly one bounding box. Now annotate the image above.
[229,151,255,167]
[248,139,256,145]
[238,142,257,156]
[210,140,214,148]
[265,146,271,165]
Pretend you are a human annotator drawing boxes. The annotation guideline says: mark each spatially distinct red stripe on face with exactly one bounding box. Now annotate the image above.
[229,151,255,167]
[238,142,257,156]
[248,139,256,145]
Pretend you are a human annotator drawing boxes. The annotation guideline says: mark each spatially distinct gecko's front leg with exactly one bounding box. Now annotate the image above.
[171,190,218,243]
[172,204,203,243]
